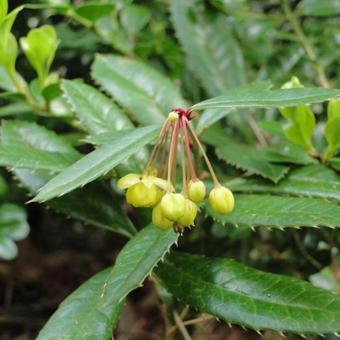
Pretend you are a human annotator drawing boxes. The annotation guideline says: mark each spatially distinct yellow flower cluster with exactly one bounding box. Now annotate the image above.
[118,109,235,231]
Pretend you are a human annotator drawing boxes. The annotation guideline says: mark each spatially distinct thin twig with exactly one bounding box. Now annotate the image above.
[173,311,192,340]
[281,0,330,88]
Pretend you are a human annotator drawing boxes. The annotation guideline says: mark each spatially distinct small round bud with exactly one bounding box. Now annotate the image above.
[209,186,234,214]
[126,183,159,208]
[152,203,173,230]
[160,193,186,221]
[168,111,179,121]
[188,180,206,202]
[117,173,140,189]
[177,199,198,227]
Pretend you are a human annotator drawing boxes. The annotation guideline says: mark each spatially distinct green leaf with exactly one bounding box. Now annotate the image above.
[0,204,29,260]
[1,120,79,155]
[37,225,178,339]
[0,144,78,172]
[229,165,340,202]
[202,126,289,182]
[32,125,160,202]
[0,101,32,116]
[156,252,340,334]
[327,98,340,120]
[62,79,133,135]
[171,0,246,95]
[74,3,115,22]
[20,25,58,86]
[91,54,187,125]
[120,4,151,36]
[192,87,340,110]
[258,120,287,139]
[299,0,340,17]
[0,0,8,22]
[324,117,340,160]
[0,121,135,237]
[330,158,340,172]
[205,194,340,229]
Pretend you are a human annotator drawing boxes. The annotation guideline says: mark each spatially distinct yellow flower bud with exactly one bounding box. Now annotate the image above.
[168,111,179,121]
[160,193,186,221]
[117,173,140,189]
[126,183,159,208]
[188,180,206,202]
[209,186,234,214]
[152,203,173,230]
[177,199,198,227]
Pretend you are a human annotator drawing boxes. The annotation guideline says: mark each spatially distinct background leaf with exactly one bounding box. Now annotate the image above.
[91,54,187,125]
[156,252,340,333]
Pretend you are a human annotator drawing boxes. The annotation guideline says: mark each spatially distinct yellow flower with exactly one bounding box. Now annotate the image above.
[209,186,234,214]
[160,193,186,221]
[118,173,173,208]
[152,203,173,230]
[188,180,206,202]
[177,199,198,227]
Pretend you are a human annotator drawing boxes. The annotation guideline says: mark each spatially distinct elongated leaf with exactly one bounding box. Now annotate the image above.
[0,101,32,116]
[0,144,78,171]
[202,126,289,182]
[91,54,187,125]
[37,225,178,340]
[156,252,340,334]
[171,0,246,95]
[62,79,133,135]
[205,194,340,228]
[192,87,340,110]
[0,122,135,237]
[32,125,160,202]
[229,165,340,202]
[1,120,79,155]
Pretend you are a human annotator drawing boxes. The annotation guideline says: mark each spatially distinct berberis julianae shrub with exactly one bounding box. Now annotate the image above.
[1,0,340,338]
[118,109,234,231]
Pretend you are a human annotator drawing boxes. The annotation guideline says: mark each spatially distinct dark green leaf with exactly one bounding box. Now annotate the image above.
[229,165,340,202]
[299,0,340,17]
[192,88,340,110]
[156,252,340,333]
[205,194,340,228]
[91,54,187,125]
[171,0,246,95]
[37,224,178,339]
[62,79,133,135]
[74,3,115,22]
[330,158,340,172]
[32,125,160,202]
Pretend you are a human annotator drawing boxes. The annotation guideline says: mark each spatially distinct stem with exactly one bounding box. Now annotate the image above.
[167,120,179,187]
[186,118,220,187]
[282,0,330,88]
[181,116,197,181]
[180,127,188,195]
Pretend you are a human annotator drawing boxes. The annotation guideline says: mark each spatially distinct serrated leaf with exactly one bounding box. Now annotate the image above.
[1,120,79,155]
[62,79,133,135]
[0,144,78,171]
[37,224,178,340]
[74,3,115,22]
[192,87,340,110]
[0,121,135,237]
[229,165,340,202]
[156,252,340,333]
[258,120,287,139]
[120,4,151,36]
[0,203,29,260]
[32,125,160,202]
[171,0,246,95]
[205,194,340,228]
[202,126,289,182]
[91,54,187,125]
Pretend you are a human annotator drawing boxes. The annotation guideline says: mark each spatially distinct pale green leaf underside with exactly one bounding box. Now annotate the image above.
[229,165,340,202]
[91,54,187,125]
[205,194,340,228]
[32,125,160,202]
[156,252,340,334]
[192,87,340,110]
[37,225,178,340]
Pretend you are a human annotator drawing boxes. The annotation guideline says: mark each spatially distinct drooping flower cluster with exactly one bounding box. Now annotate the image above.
[118,108,234,231]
